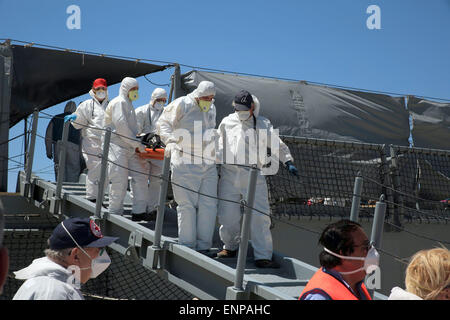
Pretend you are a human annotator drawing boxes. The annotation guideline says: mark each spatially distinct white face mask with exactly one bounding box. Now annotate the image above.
[95,90,107,100]
[153,101,164,111]
[61,222,111,279]
[237,110,251,121]
[323,246,380,275]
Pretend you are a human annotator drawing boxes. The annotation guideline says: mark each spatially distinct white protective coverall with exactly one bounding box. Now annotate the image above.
[216,95,294,260]
[134,88,167,213]
[12,257,84,300]
[156,81,218,251]
[387,287,423,300]
[104,77,147,215]
[71,91,109,200]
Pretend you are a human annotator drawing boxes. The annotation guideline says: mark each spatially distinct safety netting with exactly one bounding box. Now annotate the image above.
[267,136,388,219]
[0,214,193,300]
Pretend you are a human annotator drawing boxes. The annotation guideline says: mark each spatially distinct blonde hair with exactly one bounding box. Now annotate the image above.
[405,247,450,300]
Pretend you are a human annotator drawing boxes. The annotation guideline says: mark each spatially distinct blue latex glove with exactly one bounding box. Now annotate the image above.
[285,161,299,177]
[64,114,77,123]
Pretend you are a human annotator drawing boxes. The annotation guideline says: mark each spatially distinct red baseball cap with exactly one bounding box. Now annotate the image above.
[92,78,107,89]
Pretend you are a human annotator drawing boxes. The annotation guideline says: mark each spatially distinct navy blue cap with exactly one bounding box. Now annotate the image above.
[49,218,118,250]
[234,90,253,111]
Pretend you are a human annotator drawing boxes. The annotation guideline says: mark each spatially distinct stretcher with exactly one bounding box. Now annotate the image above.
[137,148,165,160]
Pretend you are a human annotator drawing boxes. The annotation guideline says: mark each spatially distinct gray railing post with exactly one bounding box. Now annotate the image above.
[144,154,171,270]
[389,146,403,228]
[370,194,387,248]
[95,128,111,218]
[230,166,258,297]
[350,171,363,222]
[55,120,70,201]
[24,109,39,198]
[153,155,171,249]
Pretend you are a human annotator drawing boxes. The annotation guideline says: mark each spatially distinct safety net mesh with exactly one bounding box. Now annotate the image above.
[267,136,389,219]
[390,146,450,222]
[0,214,193,300]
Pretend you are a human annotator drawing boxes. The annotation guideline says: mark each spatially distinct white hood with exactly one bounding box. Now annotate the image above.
[119,77,139,98]
[388,287,423,300]
[14,257,72,282]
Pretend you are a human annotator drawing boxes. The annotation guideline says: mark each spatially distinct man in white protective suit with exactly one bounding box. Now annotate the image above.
[12,217,117,300]
[65,78,109,204]
[104,77,151,221]
[216,90,299,268]
[156,81,218,255]
[134,88,168,218]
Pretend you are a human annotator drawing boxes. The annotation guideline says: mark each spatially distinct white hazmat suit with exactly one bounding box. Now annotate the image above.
[71,91,109,200]
[156,81,218,251]
[134,88,167,213]
[217,95,294,261]
[104,77,147,216]
[13,257,84,300]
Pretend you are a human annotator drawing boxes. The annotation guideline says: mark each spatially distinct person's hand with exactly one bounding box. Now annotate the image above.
[285,161,299,177]
[164,143,178,158]
[135,144,147,153]
[64,114,77,123]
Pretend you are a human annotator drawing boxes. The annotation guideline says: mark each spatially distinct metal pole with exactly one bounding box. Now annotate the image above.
[389,146,403,228]
[152,155,171,249]
[370,194,387,248]
[172,64,182,100]
[233,166,258,291]
[95,128,111,218]
[55,120,70,201]
[350,172,363,222]
[25,109,39,188]
[23,116,28,165]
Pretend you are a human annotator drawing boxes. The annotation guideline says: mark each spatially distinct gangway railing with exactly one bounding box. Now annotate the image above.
[14,109,390,300]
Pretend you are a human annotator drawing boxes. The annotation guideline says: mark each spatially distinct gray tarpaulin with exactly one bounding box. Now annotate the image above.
[408,96,450,150]
[181,71,410,146]
[4,43,170,127]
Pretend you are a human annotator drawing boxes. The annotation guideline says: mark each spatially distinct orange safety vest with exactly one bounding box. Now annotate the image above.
[299,268,372,300]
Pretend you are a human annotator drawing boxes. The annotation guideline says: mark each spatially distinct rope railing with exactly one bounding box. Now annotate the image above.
[19,109,448,284]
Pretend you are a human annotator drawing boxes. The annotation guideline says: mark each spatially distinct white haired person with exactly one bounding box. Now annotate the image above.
[216,90,298,268]
[13,218,117,300]
[134,88,168,218]
[156,81,218,256]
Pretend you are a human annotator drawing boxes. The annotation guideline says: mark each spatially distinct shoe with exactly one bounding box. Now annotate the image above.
[131,212,155,222]
[147,210,157,221]
[254,259,280,269]
[216,249,237,258]
[197,249,215,258]
[87,198,107,208]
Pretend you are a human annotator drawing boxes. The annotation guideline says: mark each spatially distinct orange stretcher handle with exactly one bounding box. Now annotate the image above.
[137,148,165,160]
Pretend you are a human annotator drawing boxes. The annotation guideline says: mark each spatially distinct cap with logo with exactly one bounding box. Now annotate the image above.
[49,217,118,250]
[233,89,254,111]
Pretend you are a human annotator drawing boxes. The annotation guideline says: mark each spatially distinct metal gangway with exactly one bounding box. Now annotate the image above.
[15,109,387,300]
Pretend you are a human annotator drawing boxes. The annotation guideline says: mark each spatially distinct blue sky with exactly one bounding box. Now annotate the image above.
[1,0,449,191]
